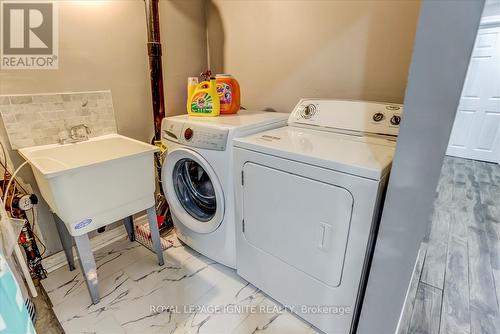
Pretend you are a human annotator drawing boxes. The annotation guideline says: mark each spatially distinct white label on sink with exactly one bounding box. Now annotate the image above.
[75,219,92,230]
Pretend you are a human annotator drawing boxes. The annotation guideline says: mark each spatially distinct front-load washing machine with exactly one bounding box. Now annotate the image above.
[161,111,288,268]
[233,99,403,333]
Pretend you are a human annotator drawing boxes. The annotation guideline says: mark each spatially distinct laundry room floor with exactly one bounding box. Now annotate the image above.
[40,231,321,334]
[40,156,500,334]
[400,156,500,334]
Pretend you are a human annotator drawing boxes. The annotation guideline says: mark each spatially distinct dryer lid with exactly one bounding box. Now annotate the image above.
[233,126,396,180]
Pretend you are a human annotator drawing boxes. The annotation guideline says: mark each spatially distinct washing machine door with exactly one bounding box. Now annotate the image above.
[162,148,225,234]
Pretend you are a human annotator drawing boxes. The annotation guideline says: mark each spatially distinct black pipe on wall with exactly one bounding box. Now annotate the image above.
[144,0,165,141]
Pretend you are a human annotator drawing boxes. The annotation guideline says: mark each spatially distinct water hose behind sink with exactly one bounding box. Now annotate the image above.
[3,157,69,204]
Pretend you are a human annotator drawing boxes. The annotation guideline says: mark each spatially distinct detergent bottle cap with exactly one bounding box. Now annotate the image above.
[200,69,212,81]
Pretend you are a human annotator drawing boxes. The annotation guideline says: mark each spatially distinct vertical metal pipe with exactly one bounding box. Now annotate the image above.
[145,0,165,141]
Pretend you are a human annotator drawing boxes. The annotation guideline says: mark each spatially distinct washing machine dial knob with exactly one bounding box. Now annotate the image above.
[390,115,401,125]
[184,128,194,141]
[373,112,384,122]
[301,104,316,119]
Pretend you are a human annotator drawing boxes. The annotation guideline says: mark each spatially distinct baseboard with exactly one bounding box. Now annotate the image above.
[42,215,148,273]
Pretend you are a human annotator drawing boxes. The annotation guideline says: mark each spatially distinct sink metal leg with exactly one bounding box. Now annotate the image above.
[52,213,75,271]
[123,216,135,242]
[74,233,100,305]
[146,206,164,266]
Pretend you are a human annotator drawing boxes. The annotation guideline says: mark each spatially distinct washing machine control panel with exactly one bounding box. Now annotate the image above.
[162,124,228,151]
[161,119,229,151]
[180,125,228,150]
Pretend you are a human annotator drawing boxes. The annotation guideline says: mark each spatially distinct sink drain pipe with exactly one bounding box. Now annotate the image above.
[144,0,165,141]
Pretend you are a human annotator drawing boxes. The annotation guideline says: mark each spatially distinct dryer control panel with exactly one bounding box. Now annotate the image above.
[162,118,229,151]
[290,99,403,137]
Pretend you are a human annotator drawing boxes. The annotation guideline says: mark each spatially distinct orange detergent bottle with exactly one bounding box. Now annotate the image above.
[215,74,240,114]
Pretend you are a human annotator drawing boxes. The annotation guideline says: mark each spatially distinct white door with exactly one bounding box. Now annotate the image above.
[242,162,353,287]
[447,23,500,163]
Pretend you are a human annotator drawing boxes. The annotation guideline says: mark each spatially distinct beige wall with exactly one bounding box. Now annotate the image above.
[0,0,419,255]
[0,0,207,255]
[0,0,152,141]
[161,0,208,116]
[207,0,421,112]
[0,0,207,139]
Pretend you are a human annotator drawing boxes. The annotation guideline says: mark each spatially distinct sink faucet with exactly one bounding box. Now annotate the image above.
[60,124,91,144]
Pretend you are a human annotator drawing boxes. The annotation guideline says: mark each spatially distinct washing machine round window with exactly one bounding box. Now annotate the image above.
[163,148,225,234]
[173,158,216,222]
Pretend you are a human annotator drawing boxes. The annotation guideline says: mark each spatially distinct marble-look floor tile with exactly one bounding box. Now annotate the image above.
[41,267,86,307]
[41,238,153,306]
[232,298,314,334]
[53,270,144,327]
[42,233,321,334]
[176,266,266,334]
[61,313,124,334]
[113,291,173,334]
[92,239,154,278]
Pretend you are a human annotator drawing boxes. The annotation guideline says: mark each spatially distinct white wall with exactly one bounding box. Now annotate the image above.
[207,0,421,112]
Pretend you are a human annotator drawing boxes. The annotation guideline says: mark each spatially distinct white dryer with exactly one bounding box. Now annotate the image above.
[233,99,403,333]
[161,111,288,268]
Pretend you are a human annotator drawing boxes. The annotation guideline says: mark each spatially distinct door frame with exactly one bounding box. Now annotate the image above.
[357,1,485,333]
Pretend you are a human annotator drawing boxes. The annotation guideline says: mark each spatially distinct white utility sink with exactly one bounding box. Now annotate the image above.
[19,134,159,236]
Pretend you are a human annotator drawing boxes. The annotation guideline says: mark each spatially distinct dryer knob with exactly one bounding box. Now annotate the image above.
[184,128,194,140]
[390,115,401,126]
[373,112,384,122]
[301,104,316,119]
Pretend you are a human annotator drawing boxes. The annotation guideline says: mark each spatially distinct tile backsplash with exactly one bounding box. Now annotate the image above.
[0,90,117,149]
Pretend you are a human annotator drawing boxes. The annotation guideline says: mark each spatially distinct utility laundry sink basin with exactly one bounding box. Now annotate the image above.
[19,134,159,236]
[20,133,164,305]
